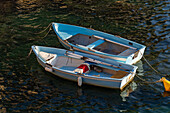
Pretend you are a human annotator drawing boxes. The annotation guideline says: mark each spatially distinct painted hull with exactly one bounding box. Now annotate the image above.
[52,23,146,65]
[32,46,138,90]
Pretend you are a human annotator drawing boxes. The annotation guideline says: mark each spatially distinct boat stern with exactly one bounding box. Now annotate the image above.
[126,46,146,65]
[120,66,138,90]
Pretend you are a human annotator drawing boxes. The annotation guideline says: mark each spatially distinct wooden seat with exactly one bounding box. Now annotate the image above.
[39,51,56,61]
[118,48,137,56]
[110,70,128,79]
[87,39,105,49]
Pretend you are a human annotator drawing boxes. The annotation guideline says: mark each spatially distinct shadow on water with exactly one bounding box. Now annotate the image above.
[0,63,137,112]
[0,0,169,112]
[23,68,138,112]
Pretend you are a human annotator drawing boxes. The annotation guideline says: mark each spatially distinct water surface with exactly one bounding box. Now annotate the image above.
[0,0,169,112]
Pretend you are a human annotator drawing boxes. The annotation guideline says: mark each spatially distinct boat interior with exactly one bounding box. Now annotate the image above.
[39,51,130,79]
[67,34,137,56]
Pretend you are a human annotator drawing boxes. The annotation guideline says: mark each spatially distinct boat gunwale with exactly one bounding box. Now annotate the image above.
[57,35,129,60]
[65,33,139,58]
[32,46,135,81]
[37,56,135,90]
[52,22,146,48]
[52,23,145,63]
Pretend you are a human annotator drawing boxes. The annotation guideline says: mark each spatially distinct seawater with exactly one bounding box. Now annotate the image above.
[0,0,169,112]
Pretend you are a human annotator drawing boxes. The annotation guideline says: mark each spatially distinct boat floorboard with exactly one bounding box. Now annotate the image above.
[59,66,77,71]
[88,70,112,78]
[67,34,131,55]
[67,34,98,46]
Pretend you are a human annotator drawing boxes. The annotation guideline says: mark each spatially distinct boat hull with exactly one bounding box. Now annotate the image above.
[33,46,137,90]
[52,23,146,65]
[37,57,135,90]
[57,35,145,65]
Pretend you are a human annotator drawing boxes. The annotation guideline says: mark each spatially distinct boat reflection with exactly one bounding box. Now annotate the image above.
[76,81,137,103]
[134,60,144,76]
[120,81,137,101]
[76,80,137,102]
[44,71,138,103]
[162,91,170,97]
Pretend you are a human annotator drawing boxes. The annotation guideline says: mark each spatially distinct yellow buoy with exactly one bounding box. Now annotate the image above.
[161,77,170,92]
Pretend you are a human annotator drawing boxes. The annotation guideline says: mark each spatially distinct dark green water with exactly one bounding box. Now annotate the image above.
[0,0,169,112]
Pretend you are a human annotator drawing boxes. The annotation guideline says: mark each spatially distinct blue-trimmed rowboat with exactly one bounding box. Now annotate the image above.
[52,23,146,65]
[32,45,138,90]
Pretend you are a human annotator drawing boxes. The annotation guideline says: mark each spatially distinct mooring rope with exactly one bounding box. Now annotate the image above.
[136,74,162,84]
[34,23,53,45]
[142,55,159,73]
[140,51,168,77]
[35,23,53,34]
[42,27,52,39]
[136,52,169,85]
[27,48,33,59]
[40,26,52,45]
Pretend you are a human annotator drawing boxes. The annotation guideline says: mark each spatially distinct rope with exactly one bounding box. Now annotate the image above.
[142,55,159,73]
[136,74,162,84]
[42,27,52,39]
[35,23,53,45]
[27,48,33,59]
[34,23,52,34]
[41,26,52,45]
[139,51,168,77]
[135,51,169,84]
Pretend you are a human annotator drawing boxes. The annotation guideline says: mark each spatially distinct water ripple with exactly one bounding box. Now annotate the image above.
[0,0,169,112]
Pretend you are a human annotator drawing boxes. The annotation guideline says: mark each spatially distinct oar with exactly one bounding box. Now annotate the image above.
[66,51,130,71]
